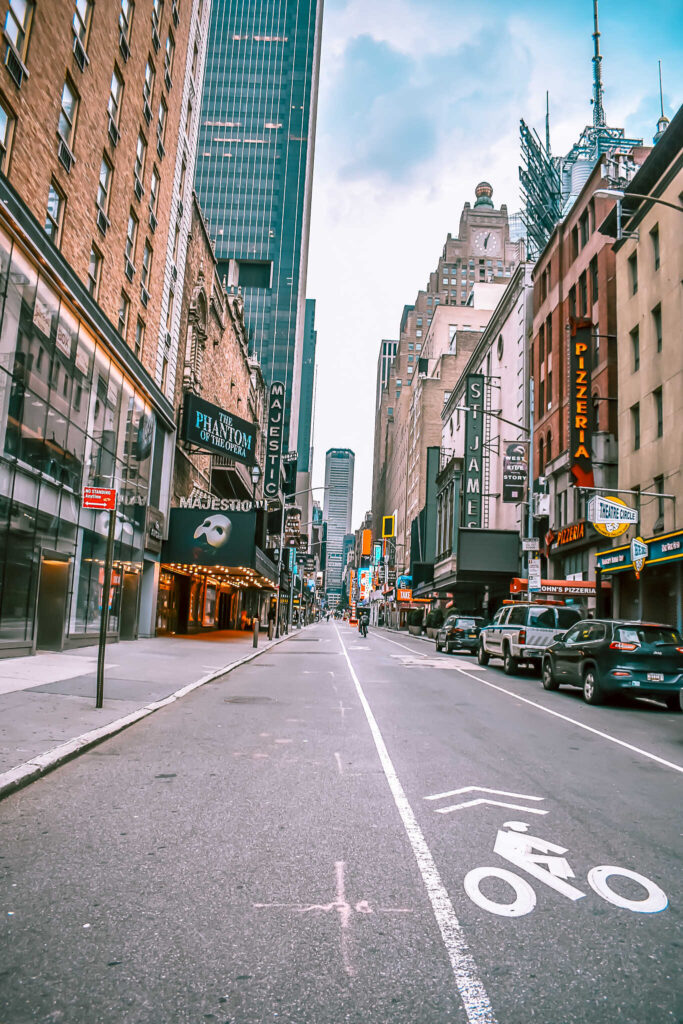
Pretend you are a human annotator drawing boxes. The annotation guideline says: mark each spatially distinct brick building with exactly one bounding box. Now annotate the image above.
[0,0,209,655]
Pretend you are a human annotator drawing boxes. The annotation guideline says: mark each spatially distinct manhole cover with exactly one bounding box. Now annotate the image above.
[224,696,275,704]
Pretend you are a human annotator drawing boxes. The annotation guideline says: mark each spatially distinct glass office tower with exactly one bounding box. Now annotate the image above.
[195,0,323,449]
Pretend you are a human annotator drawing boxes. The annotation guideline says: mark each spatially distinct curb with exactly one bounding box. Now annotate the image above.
[0,629,298,803]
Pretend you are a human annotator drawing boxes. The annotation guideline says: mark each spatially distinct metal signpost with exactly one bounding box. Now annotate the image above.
[83,487,117,708]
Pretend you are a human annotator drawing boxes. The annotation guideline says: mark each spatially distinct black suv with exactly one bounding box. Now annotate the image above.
[541,619,683,709]
[436,615,487,654]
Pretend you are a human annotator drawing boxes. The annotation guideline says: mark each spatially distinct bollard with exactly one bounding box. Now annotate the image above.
[253,619,259,648]
[268,620,274,640]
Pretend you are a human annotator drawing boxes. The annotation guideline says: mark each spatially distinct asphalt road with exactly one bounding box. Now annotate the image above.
[1,621,682,1024]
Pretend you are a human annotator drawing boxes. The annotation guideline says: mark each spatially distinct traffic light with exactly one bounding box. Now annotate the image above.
[381,515,395,539]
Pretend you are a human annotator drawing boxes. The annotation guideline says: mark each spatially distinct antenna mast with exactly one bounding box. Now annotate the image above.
[658,59,664,117]
[545,91,551,155]
[592,0,606,128]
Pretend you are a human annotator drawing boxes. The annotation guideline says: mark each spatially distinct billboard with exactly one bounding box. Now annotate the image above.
[502,442,527,503]
[163,508,256,567]
[569,320,594,487]
[180,393,256,465]
[464,374,485,527]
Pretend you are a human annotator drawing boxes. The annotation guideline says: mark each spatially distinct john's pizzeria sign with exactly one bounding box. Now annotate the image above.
[181,393,256,465]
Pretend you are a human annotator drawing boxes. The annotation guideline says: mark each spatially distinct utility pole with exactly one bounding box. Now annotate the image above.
[526,377,535,579]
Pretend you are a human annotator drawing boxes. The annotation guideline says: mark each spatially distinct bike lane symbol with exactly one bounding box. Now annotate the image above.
[463,821,668,918]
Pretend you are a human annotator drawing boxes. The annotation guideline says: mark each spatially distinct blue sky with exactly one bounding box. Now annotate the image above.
[307,0,683,523]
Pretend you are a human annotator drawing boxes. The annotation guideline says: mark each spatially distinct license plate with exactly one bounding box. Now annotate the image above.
[647,672,664,682]
[468,634,476,638]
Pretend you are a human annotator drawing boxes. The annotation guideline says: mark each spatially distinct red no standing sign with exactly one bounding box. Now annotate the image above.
[82,487,117,510]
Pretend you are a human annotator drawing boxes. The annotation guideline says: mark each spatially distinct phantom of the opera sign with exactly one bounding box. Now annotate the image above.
[569,320,594,487]
[264,381,285,499]
[181,394,256,465]
[464,374,484,527]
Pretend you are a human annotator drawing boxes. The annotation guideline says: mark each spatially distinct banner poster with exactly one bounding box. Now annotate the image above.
[162,508,256,567]
[464,374,485,527]
[264,381,285,499]
[569,320,594,487]
[180,393,256,465]
[502,442,527,503]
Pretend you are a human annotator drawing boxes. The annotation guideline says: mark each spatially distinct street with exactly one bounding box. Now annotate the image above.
[1,621,681,1024]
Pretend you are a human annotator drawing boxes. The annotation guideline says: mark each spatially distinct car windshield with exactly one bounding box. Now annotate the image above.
[616,625,682,646]
[455,618,478,628]
[528,607,556,628]
[556,608,582,628]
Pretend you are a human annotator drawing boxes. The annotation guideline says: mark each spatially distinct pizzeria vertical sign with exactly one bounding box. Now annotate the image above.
[264,381,285,499]
[569,319,595,487]
[464,373,485,527]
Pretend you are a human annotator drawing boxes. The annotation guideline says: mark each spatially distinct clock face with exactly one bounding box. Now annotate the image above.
[472,230,500,255]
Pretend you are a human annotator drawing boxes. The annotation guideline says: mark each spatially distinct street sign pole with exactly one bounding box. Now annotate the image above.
[96,496,117,709]
[526,377,535,579]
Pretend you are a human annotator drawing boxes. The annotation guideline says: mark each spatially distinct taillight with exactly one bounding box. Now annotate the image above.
[676,647,683,654]
[450,627,463,634]
[610,641,638,651]
[519,628,526,645]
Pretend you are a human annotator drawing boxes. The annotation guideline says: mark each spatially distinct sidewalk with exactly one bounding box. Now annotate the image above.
[0,629,291,800]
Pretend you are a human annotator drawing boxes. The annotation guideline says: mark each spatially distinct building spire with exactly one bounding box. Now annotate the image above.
[654,60,670,143]
[545,91,551,155]
[591,0,606,128]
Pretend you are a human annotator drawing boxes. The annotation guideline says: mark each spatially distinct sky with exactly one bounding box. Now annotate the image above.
[305,0,683,527]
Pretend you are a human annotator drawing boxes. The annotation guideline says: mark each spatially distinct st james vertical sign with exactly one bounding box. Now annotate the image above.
[464,374,484,527]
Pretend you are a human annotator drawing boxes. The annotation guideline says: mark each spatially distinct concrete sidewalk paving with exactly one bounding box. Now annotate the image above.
[0,628,293,800]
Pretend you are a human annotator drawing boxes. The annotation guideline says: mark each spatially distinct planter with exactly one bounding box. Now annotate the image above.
[408,625,423,636]
[426,628,438,639]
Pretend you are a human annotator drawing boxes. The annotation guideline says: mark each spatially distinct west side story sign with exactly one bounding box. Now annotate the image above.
[569,320,594,488]
[264,381,285,499]
[181,394,256,465]
[464,374,484,528]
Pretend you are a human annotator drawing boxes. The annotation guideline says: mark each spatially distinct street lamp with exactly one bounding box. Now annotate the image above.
[250,462,262,500]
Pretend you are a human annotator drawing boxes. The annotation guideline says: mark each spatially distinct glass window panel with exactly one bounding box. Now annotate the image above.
[65,421,87,493]
[1,245,37,377]
[0,502,38,640]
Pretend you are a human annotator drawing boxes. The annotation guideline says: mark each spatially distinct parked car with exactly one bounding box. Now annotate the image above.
[435,615,487,654]
[541,619,683,709]
[478,602,583,674]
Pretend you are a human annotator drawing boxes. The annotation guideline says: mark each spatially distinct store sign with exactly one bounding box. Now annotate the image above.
[630,536,648,579]
[162,508,256,567]
[145,506,165,553]
[181,393,256,465]
[284,507,302,546]
[464,374,485,527]
[587,495,638,538]
[264,381,285,499]
[510,578,598,596]
[396,574,412,590]
[522,538,540,552]
[83,487,116,510]
[554,521,587,548]
[569,320,595,487]
[397,588,412,602]
[503,442,528,503]
[178,496,269,511]
[358,567,372,601]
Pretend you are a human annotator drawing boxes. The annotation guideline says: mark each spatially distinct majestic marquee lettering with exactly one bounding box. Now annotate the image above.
[568,320,595,487]
[264,381,286,499]
[463,373,485,528]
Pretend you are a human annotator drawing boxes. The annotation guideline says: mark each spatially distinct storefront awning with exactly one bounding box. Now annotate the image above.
[596,529,683,576]
[162,508,278,584]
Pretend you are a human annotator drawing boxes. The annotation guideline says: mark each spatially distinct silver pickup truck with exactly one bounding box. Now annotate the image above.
[477,603,583,675]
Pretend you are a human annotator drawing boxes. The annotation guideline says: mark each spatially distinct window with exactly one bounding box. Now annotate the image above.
[97,155,112,213]
[184,95,192,138]
[630,326,639,371]
[164,31,174,80]
[546,370,552,410]
[44,182,65,244]
[568,285,576,319]
[571,225,579,260]
[546,315,552,354]
[0,95,15,171]
[151,0,163,47]
[119,0,134,49]
[178,156,187,198]
[589,256,598,306]
[539,323,545,363]
[143,56,155,108]
[5,0,34,61]
[579,210,589,247]
[134,317,145,358]
[160,354,168,391]
[118,291,130,337]
[653,387,663,438]
[134,131,146,185]
[652,304,662,353]
[157,97,167,149]
[191,40,198,78]
[165,288,174,333]
[650,225,660,271]
[149,166,160,217]
[87,244,101,297]
[108,66,124,127]
[628,252,638,295]
[653,475,665,527]
[579,271,587,317]
[538,378,545,415]
[57,77,78,155]
[125,210,138,264]
[592,392,600,431]
[415,330,422,338]
[631,403,640,451]
[141,239,152,290]
[73,0,92,48]
[172,220,179,262]
[546,432,552,465]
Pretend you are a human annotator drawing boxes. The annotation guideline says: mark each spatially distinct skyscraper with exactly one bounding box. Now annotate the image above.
[323,449,355,605]
[297,299,317,474]
[195,0,323,448]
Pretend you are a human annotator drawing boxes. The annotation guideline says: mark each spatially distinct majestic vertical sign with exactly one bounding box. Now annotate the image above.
[464,374,485,527]
[569,321,595,487]
[264,381,285,499]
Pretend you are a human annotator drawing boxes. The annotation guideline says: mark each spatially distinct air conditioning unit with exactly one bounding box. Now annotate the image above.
[57,137,74,173]
[72,34,88,71]
[96,207,109,236]
[134,175,144,201]
[107,115,120,147]
[124,257,135,282]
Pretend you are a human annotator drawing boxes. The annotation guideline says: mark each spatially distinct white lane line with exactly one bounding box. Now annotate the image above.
[335,626,497,1024]
[373,632,429,657]
[453,664,683,776]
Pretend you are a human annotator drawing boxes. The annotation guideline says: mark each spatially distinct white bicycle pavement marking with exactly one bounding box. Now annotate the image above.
[425,786,548,817]
[335,625,498,1024]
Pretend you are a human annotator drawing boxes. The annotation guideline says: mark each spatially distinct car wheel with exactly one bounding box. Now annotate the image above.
[435,639,442,652]
[542,658,560,691]
[583,667,604,705]
[663,694,682,712]
[477,643,489,666]
[503,646,519,676]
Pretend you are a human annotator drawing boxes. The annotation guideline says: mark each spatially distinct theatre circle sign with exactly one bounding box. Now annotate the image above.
[181,393,256,465]
[587,495,638,539]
